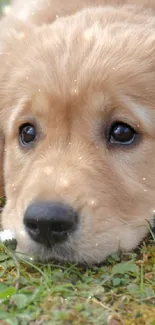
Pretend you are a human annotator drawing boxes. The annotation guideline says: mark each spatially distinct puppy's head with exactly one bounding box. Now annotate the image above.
[1,6,155,264]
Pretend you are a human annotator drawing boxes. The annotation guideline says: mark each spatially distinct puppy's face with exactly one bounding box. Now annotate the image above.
[1,7,155,264]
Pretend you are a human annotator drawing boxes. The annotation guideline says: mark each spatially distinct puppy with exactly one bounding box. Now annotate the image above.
[0,0,155,264]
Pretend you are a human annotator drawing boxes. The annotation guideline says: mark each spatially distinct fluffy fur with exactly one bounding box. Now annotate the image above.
[0,0,155,264]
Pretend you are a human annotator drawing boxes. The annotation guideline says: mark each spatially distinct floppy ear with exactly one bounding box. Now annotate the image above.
[0,132,4,204]
[0,15,34,207]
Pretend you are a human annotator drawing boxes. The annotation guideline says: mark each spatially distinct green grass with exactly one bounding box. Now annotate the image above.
[0,233,155,325]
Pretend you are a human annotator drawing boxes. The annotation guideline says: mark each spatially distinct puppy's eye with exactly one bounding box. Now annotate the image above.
[109,122,136,145]
[19,123,36,145]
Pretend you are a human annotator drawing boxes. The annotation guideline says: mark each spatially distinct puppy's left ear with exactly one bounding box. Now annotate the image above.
[0,15,33,205]
[0,132,5,204]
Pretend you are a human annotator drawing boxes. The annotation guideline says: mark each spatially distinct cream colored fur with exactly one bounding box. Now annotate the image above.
[0,0,155,264]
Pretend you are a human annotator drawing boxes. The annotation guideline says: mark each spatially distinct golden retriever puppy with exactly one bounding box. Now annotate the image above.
[0,0,155,264]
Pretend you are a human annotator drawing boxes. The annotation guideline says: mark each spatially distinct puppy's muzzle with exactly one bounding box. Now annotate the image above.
[24,201,78,247]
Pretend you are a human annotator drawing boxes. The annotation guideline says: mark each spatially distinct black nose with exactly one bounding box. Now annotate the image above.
[24,201,78,247]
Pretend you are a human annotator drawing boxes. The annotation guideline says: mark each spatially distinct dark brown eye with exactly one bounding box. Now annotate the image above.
[109,122,136,145]
[19,123,36,145]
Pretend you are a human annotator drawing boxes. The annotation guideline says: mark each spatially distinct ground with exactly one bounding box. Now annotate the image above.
[0,1,155,324]
[0,234,155,325]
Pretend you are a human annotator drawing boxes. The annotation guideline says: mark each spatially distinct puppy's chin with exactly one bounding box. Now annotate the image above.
[16,237,80,264]
[15,221,150,265]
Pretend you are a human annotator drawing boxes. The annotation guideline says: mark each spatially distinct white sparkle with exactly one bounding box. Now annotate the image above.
[18,32,26,40]
[60,178,69,187]
[19,230,26,238]
[89,199,98,206]
[143,177,146,181]
[144,189,147,192]
[83,29,93,41]
[11,183,16,191]
[44,167,53,176]
[71,87,78,95]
